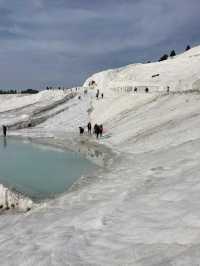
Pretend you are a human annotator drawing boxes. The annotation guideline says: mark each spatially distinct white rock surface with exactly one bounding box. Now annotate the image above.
[0,46,200,265]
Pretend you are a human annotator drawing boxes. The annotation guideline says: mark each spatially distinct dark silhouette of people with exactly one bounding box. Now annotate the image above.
[2,125,7,137]
[167,86,170,93]
[145,87,149,93]
[96,89,99,100]
[99,124,103,137]
[93,124,100,139]
[93,124,97,134]
[87,122,92,135]
[93,124,103,139]
[79,127,84,135]
[101,93,104,99]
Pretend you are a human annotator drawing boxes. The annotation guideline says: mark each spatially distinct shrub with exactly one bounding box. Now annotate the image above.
[21,89,39,94]
[170,50,176,57]
[159,54,168,61]
[185,45,191,51]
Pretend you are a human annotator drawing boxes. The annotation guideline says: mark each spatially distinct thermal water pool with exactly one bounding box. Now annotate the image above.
[0,137,96,200]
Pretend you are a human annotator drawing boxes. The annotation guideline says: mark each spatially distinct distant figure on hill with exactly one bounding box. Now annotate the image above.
[79,127,84,135]
[87,122,92,135]
[2,125,7,137]
[167,86,170,93]
[101,93,104,99]
[96,89,99,100]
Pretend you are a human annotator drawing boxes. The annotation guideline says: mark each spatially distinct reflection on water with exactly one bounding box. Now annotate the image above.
[76,142,111,168]
[3,137,7,148]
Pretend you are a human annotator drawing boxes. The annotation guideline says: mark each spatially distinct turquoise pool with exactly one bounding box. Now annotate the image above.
[0,137,95,200]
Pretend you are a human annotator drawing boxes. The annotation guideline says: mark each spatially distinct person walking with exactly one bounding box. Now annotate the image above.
[87,122,92,135]
[79,126,84,135]
[99,124,103,137]
[93,124,99,139]
[2,125,7,137]
[96,89,99,100]
[167,86,170,93]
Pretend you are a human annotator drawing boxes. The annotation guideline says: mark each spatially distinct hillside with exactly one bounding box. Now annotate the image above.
[84,45,200,93]
[83,46,200,151]
[0,46,200,265]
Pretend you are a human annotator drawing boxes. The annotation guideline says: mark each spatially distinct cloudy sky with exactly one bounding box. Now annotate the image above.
[0,0,199,89]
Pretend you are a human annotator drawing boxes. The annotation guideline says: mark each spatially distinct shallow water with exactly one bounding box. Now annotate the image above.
[0,137,95,200]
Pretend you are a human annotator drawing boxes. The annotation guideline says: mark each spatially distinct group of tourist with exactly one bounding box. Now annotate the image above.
[133,85,170,93]
[79,122,103,139]
[96,89,104,100]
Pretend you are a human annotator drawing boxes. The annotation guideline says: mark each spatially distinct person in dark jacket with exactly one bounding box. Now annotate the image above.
[87,122,92,135]
[93,124,98,134]
[96,89,99,100]
[93,124,100,139]
[167,86,170,93]
[2,125,7,137]
[79,126,84,135]
[99,124,103,137]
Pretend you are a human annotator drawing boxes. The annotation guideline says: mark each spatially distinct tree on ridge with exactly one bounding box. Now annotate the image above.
[170,50,176,57]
